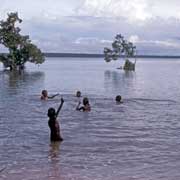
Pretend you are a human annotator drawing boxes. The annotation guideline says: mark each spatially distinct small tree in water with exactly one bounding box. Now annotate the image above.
[104,34,136,71]
[0,12,45,70]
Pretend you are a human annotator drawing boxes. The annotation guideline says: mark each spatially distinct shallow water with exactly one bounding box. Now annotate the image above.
[1,58,180,180]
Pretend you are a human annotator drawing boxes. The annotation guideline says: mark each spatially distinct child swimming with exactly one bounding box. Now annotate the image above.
[41,90,59,100]
[115,95,123,103]
[48,98,64,141]
[76,90,81,98]
[76,97,91,112]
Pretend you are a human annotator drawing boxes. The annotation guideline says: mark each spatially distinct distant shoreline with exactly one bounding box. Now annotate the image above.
[1,52,180,59]
[44,53,180,59]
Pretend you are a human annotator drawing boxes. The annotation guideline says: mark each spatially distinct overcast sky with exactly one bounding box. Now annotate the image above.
[1,0,180,55]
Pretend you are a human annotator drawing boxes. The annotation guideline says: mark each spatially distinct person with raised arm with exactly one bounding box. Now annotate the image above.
[48,98,64,141]
[76,97,91,112]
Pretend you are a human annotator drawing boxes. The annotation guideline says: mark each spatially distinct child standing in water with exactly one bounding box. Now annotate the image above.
[76,97,91,112]
[48,98,64,141]
[41,90,59,100]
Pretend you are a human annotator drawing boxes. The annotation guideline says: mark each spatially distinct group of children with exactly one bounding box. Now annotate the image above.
[41,90,122,142]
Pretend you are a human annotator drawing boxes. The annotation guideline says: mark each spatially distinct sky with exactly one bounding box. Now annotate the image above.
[1,0,180,55]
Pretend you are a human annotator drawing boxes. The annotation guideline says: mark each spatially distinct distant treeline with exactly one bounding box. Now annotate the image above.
[44,53,180,59]
[44,53,104,58]
[1,52,180,59]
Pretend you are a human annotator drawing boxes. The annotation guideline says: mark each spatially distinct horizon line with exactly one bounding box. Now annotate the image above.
[43,53,180,58]
[1,52,180,58]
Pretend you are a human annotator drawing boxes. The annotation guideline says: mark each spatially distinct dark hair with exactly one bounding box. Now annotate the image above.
[76,91,81,97]
[83,97,89,106]
[42,90,47,95]
[115,95,122,102]
[48,108,56,118]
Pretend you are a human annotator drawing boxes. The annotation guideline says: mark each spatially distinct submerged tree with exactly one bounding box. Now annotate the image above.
[104,34,137,71]
[0,12,45,70]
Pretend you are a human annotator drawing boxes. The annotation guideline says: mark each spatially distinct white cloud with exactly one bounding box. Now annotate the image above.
[152,40,180,48]
[100,39,112,44]
[76,0,152,22]
[76,0,180,23]
[128,35,180,48]
[128,35,140,43]
[0,0,83,20]
[74,37,99,44]
[1,1,180,55]
[1,0,180,22]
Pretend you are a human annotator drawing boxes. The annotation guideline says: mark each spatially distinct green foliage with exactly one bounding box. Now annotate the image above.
[104,34,136,62]
[0,12,45,69]
[123,59,136,71]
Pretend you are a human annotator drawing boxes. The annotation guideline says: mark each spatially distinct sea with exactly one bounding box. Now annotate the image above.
[0,57,180,180]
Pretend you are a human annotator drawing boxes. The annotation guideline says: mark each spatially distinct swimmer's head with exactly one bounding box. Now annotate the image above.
[115,95,122,102]
[42,90,48,97]
[48,108,56,118]
[83,97,89,106]
[76,91,81,97]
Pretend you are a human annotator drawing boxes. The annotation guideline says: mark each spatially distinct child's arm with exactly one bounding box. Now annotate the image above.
[56,98,64,117]
[76,101,85,111]
[48,93,60,99]
[76,101,81,110]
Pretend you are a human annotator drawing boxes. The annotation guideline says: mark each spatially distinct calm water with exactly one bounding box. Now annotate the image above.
[1,58,180,180]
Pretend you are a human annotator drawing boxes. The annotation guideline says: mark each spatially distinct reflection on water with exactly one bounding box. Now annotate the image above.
[1,70,44,88]
[49,141,61,160]
[104,70,136,97]
[123,70,136,78]
[0,70,45,98]
[48,142,62,179]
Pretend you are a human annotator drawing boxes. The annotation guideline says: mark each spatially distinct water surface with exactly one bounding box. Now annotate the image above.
[1,58,180,180]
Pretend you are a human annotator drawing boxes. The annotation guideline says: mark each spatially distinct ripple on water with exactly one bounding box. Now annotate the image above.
[1,59,180,179]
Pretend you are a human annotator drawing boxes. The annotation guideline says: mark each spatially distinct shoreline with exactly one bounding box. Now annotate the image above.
[44,53,180,59]
[1,52,180,59]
